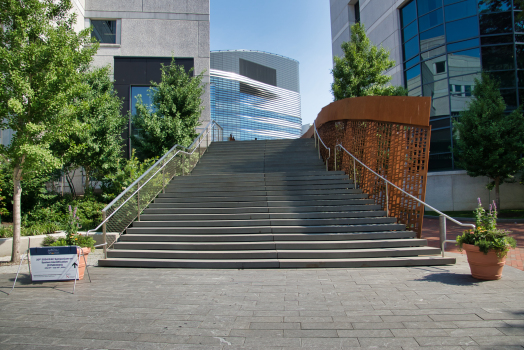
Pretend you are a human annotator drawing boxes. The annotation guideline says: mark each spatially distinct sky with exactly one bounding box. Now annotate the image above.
[210,0,334,126]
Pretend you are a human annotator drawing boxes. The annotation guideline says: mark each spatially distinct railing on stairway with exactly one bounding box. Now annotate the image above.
[87,120,223,258]
[312,128,475,257]
[313,122,330,171]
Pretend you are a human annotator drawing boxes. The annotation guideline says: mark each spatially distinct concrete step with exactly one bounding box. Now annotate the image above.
[119,231,417,242]
[98,256,455,269]
[113,239,428,251]
[150,199,376,208]
[143,204,382,214]
[157,189,363,197]
[154,194,370,203]
[139,211,387,221]
[125,223,406,234]
[132,217,397,227]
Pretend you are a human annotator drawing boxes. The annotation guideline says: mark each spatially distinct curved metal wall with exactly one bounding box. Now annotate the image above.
[210,51,302,140]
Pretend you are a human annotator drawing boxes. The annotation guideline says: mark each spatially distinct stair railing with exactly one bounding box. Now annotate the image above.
[86,120,223,258]
[334,143,475,257]
[313,122,330,171]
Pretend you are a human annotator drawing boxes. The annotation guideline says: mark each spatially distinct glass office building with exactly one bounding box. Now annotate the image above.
[400,0,523,171]
[210,50,302,141]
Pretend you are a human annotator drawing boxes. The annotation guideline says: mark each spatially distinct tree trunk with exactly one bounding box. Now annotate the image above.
[11,165,23,264]
[494,177,501,211]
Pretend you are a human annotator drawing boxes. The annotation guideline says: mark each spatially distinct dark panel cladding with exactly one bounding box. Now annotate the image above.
[113,57,194,157]
[239,58,277,86]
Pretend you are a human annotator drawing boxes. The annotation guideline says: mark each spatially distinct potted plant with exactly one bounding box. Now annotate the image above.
[43,206,95,279]
[456,199,516,280]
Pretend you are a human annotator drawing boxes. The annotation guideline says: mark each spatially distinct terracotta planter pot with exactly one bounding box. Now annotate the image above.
[76,247,91,280]
[462,243,506,280]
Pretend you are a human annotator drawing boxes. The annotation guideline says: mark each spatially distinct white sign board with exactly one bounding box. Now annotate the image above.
[30,246,79,281]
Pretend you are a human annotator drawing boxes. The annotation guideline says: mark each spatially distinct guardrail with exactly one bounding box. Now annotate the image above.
[334,144,475,257]
[87,120,223,258]
[313,122,330,171]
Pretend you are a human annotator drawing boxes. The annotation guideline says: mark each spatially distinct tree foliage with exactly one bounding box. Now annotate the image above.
[52,66,126,195]
[331,23,406,100]
[452,72,524,209]
[132,61,205,159]
[0,0,98,262]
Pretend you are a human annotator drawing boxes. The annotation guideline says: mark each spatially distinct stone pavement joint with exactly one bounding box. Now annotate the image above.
[0,250,523,349]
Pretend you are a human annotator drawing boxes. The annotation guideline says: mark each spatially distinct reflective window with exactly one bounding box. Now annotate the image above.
[408,86,423,96]
[446,16,479,42]
[481,34,514,44]
[430,128,452,153]
[500,89,518,109]
[519,71,524,87]
[488,71,516,88]
[131,86,155,115]
[430,118,451,129]
[482,45,515,70]
[478,0,512,13]
[404,35,420,59]
[516,1,524,10]
[517,34,524,42]
[421,45,446,59]
[445,0,477,22]
[447,48,481,77]
[404,56,420,70]
[516,12,524,32]
[480,12,513,34]
[401,1,418,27]
[420,25,445,50]
[424,79,449,98]
[421,55,447,83]
[429,153,453,171]
[444,0,465,4]
[405,64,422,90]
[520,88,524,104]
[447,38,479,52]
[431,95,451,117]
[403,20,418,41]
[419,9,443,32]
[518,45,524,68]
[91,20,117,44]
[418,0,441,16]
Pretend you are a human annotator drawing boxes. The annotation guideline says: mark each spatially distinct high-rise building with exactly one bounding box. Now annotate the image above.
[210,50,302,141]
[331,0,522,172]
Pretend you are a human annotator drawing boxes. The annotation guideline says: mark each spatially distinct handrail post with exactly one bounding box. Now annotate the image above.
[385,182,389,217]
[353,157,357,188]
[439,215,446,257]
[162,157,166,194]
[334,146,337,171]
[137,181,141,222]
[102,210,107,259]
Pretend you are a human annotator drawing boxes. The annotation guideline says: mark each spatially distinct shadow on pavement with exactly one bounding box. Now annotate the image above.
[414,272,483,286]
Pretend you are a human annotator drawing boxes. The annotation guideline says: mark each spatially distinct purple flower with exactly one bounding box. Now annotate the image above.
[492,200,497,211]
[477,198,481,206]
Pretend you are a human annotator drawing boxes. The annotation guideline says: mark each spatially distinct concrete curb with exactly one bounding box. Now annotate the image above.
[0,231,119,258]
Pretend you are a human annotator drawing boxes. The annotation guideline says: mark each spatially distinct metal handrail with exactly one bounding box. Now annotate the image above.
[313,122,330,171]
[86,120,223,258]
[335,143,475,257]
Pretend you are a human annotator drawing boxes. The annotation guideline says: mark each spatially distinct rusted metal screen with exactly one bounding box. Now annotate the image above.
[317,120,431,237]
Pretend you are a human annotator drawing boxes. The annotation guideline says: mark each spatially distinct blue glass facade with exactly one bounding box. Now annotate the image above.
[210,51,301,141]
[400,0,523,171]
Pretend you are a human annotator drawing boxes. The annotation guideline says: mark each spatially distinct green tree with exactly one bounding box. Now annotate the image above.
[452,72,524,209]
[331,23,406,100]
[132,61,205,159]
[53,66,126,195]
[0,0,97,263]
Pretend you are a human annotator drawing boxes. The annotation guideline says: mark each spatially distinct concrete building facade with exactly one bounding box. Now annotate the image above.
[330,0,524,210]
[72,0,210,157]
[210,50,302,141]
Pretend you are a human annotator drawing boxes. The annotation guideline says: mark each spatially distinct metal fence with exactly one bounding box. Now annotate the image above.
[87,121,223,258]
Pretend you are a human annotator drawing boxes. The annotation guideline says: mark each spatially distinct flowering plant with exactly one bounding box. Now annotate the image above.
[456,198,516,258]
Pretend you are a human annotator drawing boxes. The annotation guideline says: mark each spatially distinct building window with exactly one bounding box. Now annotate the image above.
[131,86,156,116]
[354,1,360,23]
[91,20,118,44]
[435,61,446,74]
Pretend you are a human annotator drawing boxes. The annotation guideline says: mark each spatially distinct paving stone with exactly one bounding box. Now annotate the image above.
[242,336,301,347]
[301,322,353,330]
[429,314,484,321]
[283,329,338,337]
[249,322,300,330]
[300,337,360,348]
[472,336,524,346]
[415,336,478,346]
[358,336,420,347]
[337,329,394,337]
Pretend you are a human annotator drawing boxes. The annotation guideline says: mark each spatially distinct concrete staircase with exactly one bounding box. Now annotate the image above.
[98,139,455,268]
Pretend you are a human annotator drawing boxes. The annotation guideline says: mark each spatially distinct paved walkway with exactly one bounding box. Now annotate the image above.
[422,217,524,271]
[0,250,523,349]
